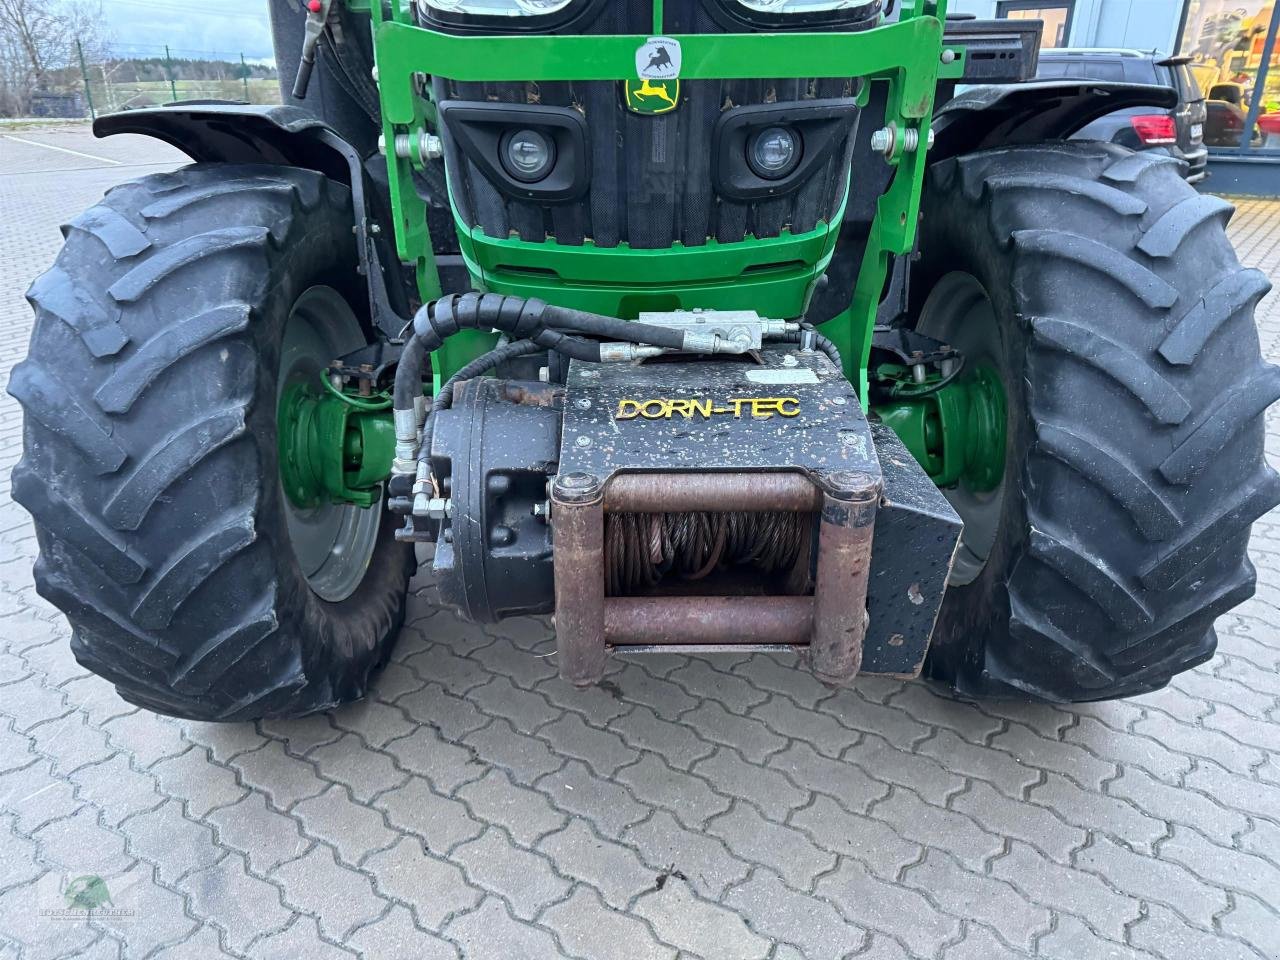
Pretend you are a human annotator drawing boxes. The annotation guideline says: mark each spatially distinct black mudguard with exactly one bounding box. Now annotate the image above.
[94,104,412,334]
[931,80,1178,162]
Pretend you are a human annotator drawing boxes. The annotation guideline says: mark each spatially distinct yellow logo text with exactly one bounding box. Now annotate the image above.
[615,397,801,420]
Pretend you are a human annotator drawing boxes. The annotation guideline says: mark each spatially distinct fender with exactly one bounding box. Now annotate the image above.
[94,104,412,337]
[930,80,1179,163]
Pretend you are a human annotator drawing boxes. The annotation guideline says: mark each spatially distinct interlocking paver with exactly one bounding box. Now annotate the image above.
[272,846,386,941]
[788,794,921,880]
[546,887,680,960]
[536,818,656,909]
[205,791,310,874]
[291,784,398,866]
[443,896,563,960]
[692,748,808,820]
[817,857,961,956]
[348,903,460,960]
[1073,835,1229,928]
[624,810,751,899]
[457,768,567,845]
[903,849,1051,952]
[869,786,1002,871]
[251,915,357,960]
[723,868,866,959]
[450,827,571,920]
[616,754,732,830]
[461,718,563,785]
[119,799,220,883]
[1,129,1278,960]
[308,733,408,802]
[990,840,1139,941]
[376,775,484,854]
[633,880,770,960]
[1129,902,1259,960]
[535,759,650,835]
[149,746,247,817]
[363,836,481,931]
[178,852,292,954]
[537,712,639,776]
[708,802,836,889]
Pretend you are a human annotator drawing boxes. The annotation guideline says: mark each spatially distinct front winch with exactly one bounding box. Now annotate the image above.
[408,343,961,687]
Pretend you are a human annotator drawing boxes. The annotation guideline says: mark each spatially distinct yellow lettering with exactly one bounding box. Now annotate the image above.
[667,399,692,418]
[640,399,669,419]
[615,396,802,420]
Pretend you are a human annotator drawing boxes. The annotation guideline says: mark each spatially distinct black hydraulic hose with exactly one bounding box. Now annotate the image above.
[790,325,843,369]
[393,292,687,415]
[540,306,686,351]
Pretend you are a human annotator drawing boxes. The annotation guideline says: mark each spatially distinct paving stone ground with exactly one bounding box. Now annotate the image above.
[1,124,1278,960]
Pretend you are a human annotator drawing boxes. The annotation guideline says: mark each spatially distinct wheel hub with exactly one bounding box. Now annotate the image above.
[276,287,389,603]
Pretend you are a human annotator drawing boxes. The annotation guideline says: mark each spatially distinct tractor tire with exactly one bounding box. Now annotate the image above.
[10,163,415,721]
[914,141,1279,701]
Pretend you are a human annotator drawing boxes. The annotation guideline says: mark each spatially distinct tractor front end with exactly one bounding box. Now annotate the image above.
[361,0,974,684]
[14,0,1275,720]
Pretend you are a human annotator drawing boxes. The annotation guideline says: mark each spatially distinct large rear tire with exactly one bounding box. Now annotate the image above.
[10,164,414,721]
[915,142,1279,701]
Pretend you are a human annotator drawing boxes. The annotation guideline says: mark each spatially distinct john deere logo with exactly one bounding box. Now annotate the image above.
[626,78,680,115]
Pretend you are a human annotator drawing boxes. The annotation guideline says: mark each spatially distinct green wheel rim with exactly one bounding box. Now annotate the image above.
[277,287,382,603]
[916,272,1010,588]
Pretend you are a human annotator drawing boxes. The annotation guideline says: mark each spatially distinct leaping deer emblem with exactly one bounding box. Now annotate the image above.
[634,79,677,109]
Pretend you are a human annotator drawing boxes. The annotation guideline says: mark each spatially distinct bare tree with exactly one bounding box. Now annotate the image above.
[0,0,106,116]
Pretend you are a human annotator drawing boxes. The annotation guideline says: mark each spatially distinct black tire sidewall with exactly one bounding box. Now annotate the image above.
[249,197,414,712]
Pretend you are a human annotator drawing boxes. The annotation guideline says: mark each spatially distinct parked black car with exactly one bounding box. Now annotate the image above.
[1036,49,1208,182]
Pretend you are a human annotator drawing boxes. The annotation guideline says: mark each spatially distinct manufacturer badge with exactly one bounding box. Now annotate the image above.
[636,36,681,80]
[625,78,680,115]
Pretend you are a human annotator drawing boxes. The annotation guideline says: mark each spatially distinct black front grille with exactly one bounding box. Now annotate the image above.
[430,1,868,248]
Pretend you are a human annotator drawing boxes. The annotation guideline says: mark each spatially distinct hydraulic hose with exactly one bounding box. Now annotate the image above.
[394,291,760,421]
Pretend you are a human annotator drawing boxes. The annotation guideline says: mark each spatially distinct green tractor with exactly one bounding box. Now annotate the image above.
[12,0,1277,721]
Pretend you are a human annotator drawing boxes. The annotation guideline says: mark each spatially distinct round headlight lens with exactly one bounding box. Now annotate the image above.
[501,129,556,183]
[747,126,801,180]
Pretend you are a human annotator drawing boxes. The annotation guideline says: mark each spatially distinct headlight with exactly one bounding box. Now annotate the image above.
[737,0,873,11]
[747,126,801,180]
[424,0,573,16]
[501,129,556,182]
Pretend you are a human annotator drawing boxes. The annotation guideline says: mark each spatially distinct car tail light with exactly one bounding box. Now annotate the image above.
[1131,115,1177,145]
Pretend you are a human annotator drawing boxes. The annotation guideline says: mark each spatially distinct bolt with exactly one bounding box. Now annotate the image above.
[377,133,386,155]
[393,130,443,161]
[940,48,956,64]
[370,223,381,235]
[371,65,379,81]
[869,126,893,155]
[575,435,592,447]
[574,398,592,410]
[538,366,550,383]
[553,471,602,504]
[532,500,551,518]
[832,396,847,406]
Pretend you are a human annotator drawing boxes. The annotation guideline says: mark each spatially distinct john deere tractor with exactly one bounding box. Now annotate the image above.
[13,0,1278,721]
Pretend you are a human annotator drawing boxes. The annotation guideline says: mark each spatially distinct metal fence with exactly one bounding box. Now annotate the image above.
[27,41,281,121]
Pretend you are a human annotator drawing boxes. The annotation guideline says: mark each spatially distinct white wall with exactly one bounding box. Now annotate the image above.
[942,0,1184,53]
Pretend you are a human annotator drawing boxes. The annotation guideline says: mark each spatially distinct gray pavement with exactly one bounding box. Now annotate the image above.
[0,123,1278,960]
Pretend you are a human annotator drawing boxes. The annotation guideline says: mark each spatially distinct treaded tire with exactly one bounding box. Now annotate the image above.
[10,163,415,721]
[915,142,1279,702]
